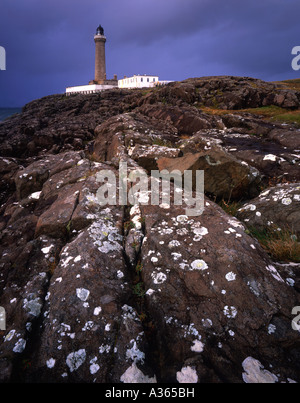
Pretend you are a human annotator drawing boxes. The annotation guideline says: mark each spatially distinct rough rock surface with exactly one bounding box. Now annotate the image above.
[0,76,299,383]
[236,183,300,237]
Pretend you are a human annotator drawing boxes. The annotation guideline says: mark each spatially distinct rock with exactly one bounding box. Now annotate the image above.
[267,128,300,149]
[0,157,19,205]
[130,144,182,172]
[156,148,261,200]
[0,76,300,383]
[139,197,300,383]
[14,151,84,200]
[35,184,81,239]
[140,76,300,110]
[93,112,180,164]
[236,183,300,237]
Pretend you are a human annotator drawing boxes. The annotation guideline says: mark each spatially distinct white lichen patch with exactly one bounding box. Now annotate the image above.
[281,197,292,205]
[192,227,208,237]
[151,271,167,285]
[66,349,86,372]
[82,321,94,331]
[121,304,139,322]
[171,252,182,261]
[41,245,54,255]
[4,329,16,342]
[93,306,102,316]
[99,344,111,354]
[13,338,26,353]
[286,278,295,287]
[46,358,56,368]
[268,324,276,335]
[88,219,123,254]
[263,154,277,162]
[168,240,181,248]
[76,288,90,301]
[266,265,284,283]
[176,366,198,383]
[227,218,245,229]
[120,363,157,383]
[240,204,256,212]
[176,215,189,223]
[191,339,204,353]
[29,191,42,200]
[183,323,201,340]
[242,357,278,383]
[126,340,145,364]
[117,270,124,279]
[190,259,208,271]
[23,297,42,317]
[61,256,73,268]
[223,306,238,319]
[90,361,100,375]
[225,272,236,282]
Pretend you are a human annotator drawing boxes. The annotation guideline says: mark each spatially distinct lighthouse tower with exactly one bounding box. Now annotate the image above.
[66,24,118,95]
[94,25,107,84]
[89,24,118,86]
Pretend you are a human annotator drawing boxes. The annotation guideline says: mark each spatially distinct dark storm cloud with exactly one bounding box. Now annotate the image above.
[0,0,299,107]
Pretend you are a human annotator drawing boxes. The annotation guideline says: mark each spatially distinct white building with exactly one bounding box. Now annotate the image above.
[118,75,159,89]
[66,83,117,95]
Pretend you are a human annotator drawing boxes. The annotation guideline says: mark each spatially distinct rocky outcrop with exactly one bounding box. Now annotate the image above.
[156,148,261,200]
[0,76,299,383]
[236,183,300,237]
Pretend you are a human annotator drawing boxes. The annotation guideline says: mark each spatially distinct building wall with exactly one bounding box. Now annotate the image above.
[118,75,159,89]
[66,84,117,95]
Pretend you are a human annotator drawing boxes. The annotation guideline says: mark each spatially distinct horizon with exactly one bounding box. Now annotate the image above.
[1,0,300,107]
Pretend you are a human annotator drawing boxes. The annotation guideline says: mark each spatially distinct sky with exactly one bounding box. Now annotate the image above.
[0,0,299,107]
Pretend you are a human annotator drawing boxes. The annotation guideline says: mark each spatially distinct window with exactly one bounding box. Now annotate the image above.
[147,78,149,82]
[141,77,143,82]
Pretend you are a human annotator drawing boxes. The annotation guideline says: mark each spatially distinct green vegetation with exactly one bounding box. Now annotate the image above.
[132,281,145,298]
[273,78,300,92]
[218,199,300,263]
[241,105,300,127]
[152,138,177,148]
[218,199,243,217]
[247,225,300,263]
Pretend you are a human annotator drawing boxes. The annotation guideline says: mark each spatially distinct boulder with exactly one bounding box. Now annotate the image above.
[14,151,84,200]
[156,148,261,200]
[138,198,300,382]
[130,144,182,172]
[236,183,300,237]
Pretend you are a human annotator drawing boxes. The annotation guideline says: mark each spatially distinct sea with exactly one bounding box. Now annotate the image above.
[0,107,22,122]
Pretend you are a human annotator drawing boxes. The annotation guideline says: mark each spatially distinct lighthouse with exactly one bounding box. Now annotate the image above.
[94,25,107,83]
[89,24,118,86]
[66,24,118,95]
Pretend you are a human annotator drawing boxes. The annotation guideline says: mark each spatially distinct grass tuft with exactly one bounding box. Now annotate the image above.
[247,225,300,263]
